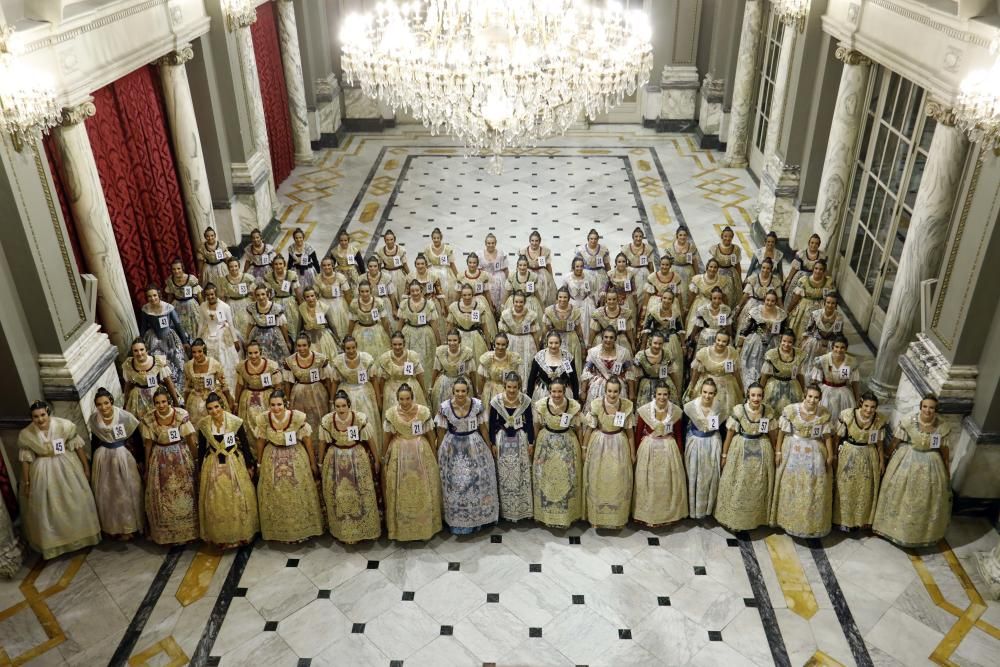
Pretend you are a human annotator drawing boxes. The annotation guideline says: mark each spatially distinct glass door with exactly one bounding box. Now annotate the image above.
[748,3,785,175]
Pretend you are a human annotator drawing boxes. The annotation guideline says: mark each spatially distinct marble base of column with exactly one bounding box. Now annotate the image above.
[755,155,801,240]
[235,25,278,211]
[275,0,314,165]
[659,66,700,132]
[312,74,343,148]
[722,0,763,168]
[232,150,275,236]
[977,546,1000,600]
[343,87,385,131]
[696,75,725,149]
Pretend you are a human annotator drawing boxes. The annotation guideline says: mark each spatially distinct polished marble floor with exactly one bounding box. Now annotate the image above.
[0,126,995,666]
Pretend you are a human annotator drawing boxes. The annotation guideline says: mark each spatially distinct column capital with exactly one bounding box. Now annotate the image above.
[223,0,259,31]
[834,46,871,67]
[156,44,195,68]
[926,98,958,127]
[59,99,96,127]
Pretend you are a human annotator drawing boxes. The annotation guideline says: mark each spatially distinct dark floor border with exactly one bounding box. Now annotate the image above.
[807,539,873,667]
[108,545,185,667]
[737,533,791,667]
[189,543,255,666]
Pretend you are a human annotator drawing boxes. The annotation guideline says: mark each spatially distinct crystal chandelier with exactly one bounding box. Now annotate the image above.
[0,25,61,152]
[774,0,810,31]
[340,0,653,172]
[222,0,258,31]
[955,39,1000,150]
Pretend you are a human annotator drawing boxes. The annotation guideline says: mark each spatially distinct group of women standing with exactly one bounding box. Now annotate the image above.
[1,224,953,572]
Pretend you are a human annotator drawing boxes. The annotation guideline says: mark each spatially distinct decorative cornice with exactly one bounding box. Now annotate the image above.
[59,100,96,126]
[865,0,991,49]
[926,99,957,127]
[835,46,871,67]
[156,44,194,67]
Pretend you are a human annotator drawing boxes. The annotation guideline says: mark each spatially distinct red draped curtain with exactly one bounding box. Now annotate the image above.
[252,1,295,187]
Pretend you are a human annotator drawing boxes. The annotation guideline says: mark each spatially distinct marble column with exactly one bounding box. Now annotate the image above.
[812,47,872,250]
[233,17,278,217]
[697,74,725,147]
[52,100,139,355]
[275,0,314,165]
[722,0,763,168]
[978,545,1000,600]
[157,45,214,243]
[660,65,700,131]
[870,105,970,398]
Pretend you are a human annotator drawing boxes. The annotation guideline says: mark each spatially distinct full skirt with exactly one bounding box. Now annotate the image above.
[583,432,633,529]
[833,444,880,529]
[685,433,721,519]
[633,435,688,527]
[322,445,381,543]
[92,446,144,536]
[0,501,22,577]
[763,378,802,416]
[24,456,101,559]
[289,382,329,444]
[403,324,438,390]
[507,335,537,392]
[438,433,500,534]
[146,443,198,545]
[354,324,391,363]
[872,447,951,547]
[384,437,442,541]
[533,430,584,528]
[257,444,324,542]
[199,453,259,546]
[715,435,774,531]
[770,436,832,538]
[495,431,533,521]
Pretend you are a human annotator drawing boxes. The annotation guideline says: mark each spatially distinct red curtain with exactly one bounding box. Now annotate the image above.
[252,1,295,187]
[84,65,195,308]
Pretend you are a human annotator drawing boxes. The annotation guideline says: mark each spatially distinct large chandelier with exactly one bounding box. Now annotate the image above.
[0,25,61,152]
[340,0,653,172]
[955,39,1000,150]
[774,0,810,31]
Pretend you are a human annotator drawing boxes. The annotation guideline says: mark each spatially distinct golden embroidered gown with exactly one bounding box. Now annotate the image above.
[562,274,596,343]
[622,242,656,296]
[255,410,324,542]
[447,302,489,366]
[834,408,885,529]
[503,270,544,316]
[607,267,640,316]
[382,405,442,541]
[686,346,744,417]
[349,297,391,361]
[686,273,733,331]
[499,308,539,389]
[163,274,203,340]
[799,308,846,372]
[196,413,259,547]
[691,304,734,353]
[198,301,240,391]
[431,345,477,410]
[319,411,381,543]
[314,271,352,339]
[708,243,743,307]
[574,243,610,296]
[736,274,785,333]
[591,305,635,355]
[123,354,173,419]
[771,404,833,538]
[425,243,458,297]
[18,418,101,558]
[664,242,702,312]
[582,344,633,404]
[481,251,509,307]
[236,359,282,440]
[542,305,584,376]
[810,353,858,416]
[332,243,363,288]
[376,244,410,298]
[633,402,687,527]
[787,275,835,339]
[198,242,233,286]
[397,298,440,389]
[522,246,557,308]
[374,350,428,412]
[141,409,198,545]
[299,302,341,361]
[219,272,256,337]
[642,271,682,321]
[184,357,231,426]
[88,407,144,537]
[583,398,635,529]
[265,270,301,338]
[246,302,291,362]
[477,350,523,408]
[330,352,382,453]
[532,398,584,528]
[284,352,330,438]
[633,348,681,405]
[715,405,776,531]
[761,348,805,415]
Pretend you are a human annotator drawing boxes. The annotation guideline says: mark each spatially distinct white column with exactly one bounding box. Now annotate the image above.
[275,0,314,164]
[977,544,1000,600]
[812,47,872,250]
[722,0,763,168]
[52,100,139,354]
[870,105,970,397]
[233,21,278,205]
[156,44,214,242]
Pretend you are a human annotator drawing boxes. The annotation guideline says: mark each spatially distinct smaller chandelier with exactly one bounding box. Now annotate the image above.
[955,40,1000,150]
[0,25,61,152]
[222,0,258,31]
[774,0,810,32]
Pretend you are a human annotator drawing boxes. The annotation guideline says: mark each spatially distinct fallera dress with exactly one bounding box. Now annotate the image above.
[197,301,240,391]
[787,275,836,339]
[591,305,635,355]
[236,359,282,441]
[810,353,858,416]
[738,305,788,390]
[382,404,442,541]
[632,348,680,405]
[431,345,477,410]
[123,354,173,419]
[196,413,259,547]
[640,304,686,375]
[330,352,383,454]
[622,242,656,296]
[184,357,231,426]
[499,309,539,390]
[685,346,744,417]
[607,267,640,316]
[376,244,411,299]
[245,243,276,281]
[481,251,509,307]
[284,352,331,439]
[255,410,324,543]
[299,302,341,361]
[683,399,724,519]
[477,350,522,409]
[633,401,688,527]
[770,404,833,539]
[425,244,458,297]
[783,250,827,308]
[526,349,580,403]
[436,399,499,534]
[642,271,682,321]
[287,243,321,290]
[503,270,544,316]
[532,397,584,528]
[761,348,806,415]
[562,274,596,344]
[163,274,204,340]
[799,308,846,372]
[397,298,441,390]
[522,246,557,308]
[691,303,733,354]
[319,411,381,543]
[264,270,301,338]
[582,345,633,404]
[349,297,391,361]
[663,241,702,312]
[714,404,776,531]
[746,246,785,282]
[583,398,635,529]
[573,243,610,297]
[198,242,232,286]
[139,304,190,397]
[218,272,256,337]
[707,243,743,307]
[735,273,785,333]
[542,305,585,376]
[685,273,733,331]
[314,271,353,339]
[489,392,535,522]
[141,408,198,545]
[833,408,885,529]
[88,407,144,537]
[374,350,428,413]
[245,302,291,363]
[447,301,490,366]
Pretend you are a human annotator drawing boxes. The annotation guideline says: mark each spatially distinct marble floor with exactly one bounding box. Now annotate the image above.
[0,126,995,666]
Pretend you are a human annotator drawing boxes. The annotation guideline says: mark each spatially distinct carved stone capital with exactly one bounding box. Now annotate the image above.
[156,44,195,67]
[835,46,871,67]
[701,75,725,103]
[926,98,957,127]
[60,100,96,127]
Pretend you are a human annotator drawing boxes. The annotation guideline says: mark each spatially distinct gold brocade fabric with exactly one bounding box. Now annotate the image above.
[499,309,539,387]
[478,351,523,413]
[532,398,583,528]
[331,353,383,454]
[770,405,833,538]
[236,360,281,440]
[123,355,171,419]
[298,303,341,360]
[761,348,805,415]
[833,408,885,528]
[374,350,428,412]
[685,347,743,416]
[583,399,634,529]
[633,402,687,527]
[382,406,442,541]
[264,270,301,337]
[715,405,776,531]
[284,353,330,438]
[88,408,144,536]
[447,302,489,363]
[431,345,477,409]
[184,358,230,425]
[543,305,584,375]
[319,412,381,543]
[398,299,440,388]
[787,275,835,338]
[196,414,259,546]
[141,409,198,546]
[255,411,323,543]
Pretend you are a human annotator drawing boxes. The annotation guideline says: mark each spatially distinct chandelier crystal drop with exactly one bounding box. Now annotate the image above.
[222,0,258,31]
[0,25,61,152]
[955,39,1000,150]
[774,0,810,31]
[340,0,653,172]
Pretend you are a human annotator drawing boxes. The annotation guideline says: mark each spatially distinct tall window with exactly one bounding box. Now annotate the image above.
[837,66,934,337]
[751,5,785,155]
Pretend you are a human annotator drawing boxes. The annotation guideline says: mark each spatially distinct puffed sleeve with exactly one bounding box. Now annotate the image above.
[296,419,313,439]
[725,414,740,431]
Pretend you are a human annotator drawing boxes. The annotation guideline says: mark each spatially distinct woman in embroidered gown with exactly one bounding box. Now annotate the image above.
[377,230,411,300]
[220,257,257,337]
[331,337,382,454]
[873,395,952,547]
[410,255,448,337]
[581,378,635,529]
[633,383,687,527]
[642,255,682,322]
[198,285,240,391]
[783,233,827,303]
[286,227,321,290]
[245,284,292,363]
[88,389,143,539]
[686,286,733,355]
[504,255,544,316]
[482,233,510,308]
[760,331,806,414]
[523,231,557,308]
[715,383,776,531]
[499,292,540,388]
[582,327,633,404]
[243,228,276,281]
[810,336,860,416]
[164,258,204,338]
[331,230,365,288]
[255,390,324,543]
[621,227,656,296]
[527,331,580,404]
[489,374,534,522]
[348,281,392,360]
[563,257,597,344]
[477,334,522,408]
[285,335,333,439]
[532,379,584,527]
[299,287,340,361]
[142,388,198,545]
[19,401,101,559]
[184,339,234,425]
[833,392,885,531]
[235,341,282,441]
[686,331,743,416]
[747,231,785,282]
[542,287,585,376]
[591,288,635,354]
[364,256,399,331]
[448,283,490,364]
[382,383,441,541]
[632,332,682,406]
[425,227,460,299]
[374,332,428,413]
[575,229,611,299]
[315,257,353,339]
[455,254,494,310]
[197,227,233,287]
[664,225,702,313]
[607,252,640,318]
[686,259,733,332]
[436,379,499,534]
[800,293,846,372]
[771,385,834,538]
[640,290,685,376]
[786,261,835,339]
[139,285,190,397]
[737,290,787,390]
[123,338,180,419]
[319,391,381,544]
[196,394,258,548]
[265,255,301,339]
[431,330,477,409]
[681,379,723,518]
[734,258,784,334]
[398,280,442,390]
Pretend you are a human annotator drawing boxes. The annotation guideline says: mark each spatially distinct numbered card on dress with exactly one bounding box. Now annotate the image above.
[493,262,501,271]
[392,256,402,267]
[771,321,781,334]
[685,252,693,264]
[613,412,626,427]
[559,412,572,428]
[838,365,851,380]
[439,254,448,265]
[261,373,273,387]
[471,309,481,323]
[238,283,248,296]
[284,431,297,446]
[639,255,648,266]
[308,368,321,383]
[371,307,381,321]
[930,433,942,449]
[424,283,435,295]
[182,286,193,299]
[659,364,669,379]
[466,417,479,431]
[562,360,573,374]
[616,318,627,331]
[811,424,823,438]
[280,280,290,293]
[347,426,360,441]
[538,255,547,267]
[521,323,531,335]
[411,421,423,436]
[145,374,158,388]
[167,427,181,442]
[158,315,170,329]
[717,314,728,327]
[724,359,735,373]
[457,362,467,375]
[612,361,623,374]
[707,415,719,431]
[265,313,277,326]
[513,414,524,429]
[759,417,770,432]
[112,423,127,440]
[357,369,369,384]
[203,376,215,389]
[526,281,535,294]
[474,282,484,294]
[624,279,632,292]
[403,361,415,376]
[868,430,880,444]
[223,432,236,447]
[316,311,327,324]
[377,284,388,297]
[332,286,342,298]
[565,320,574,332]
[214,249,225,261]
[52,438,65,454]
[417,313,428,325]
